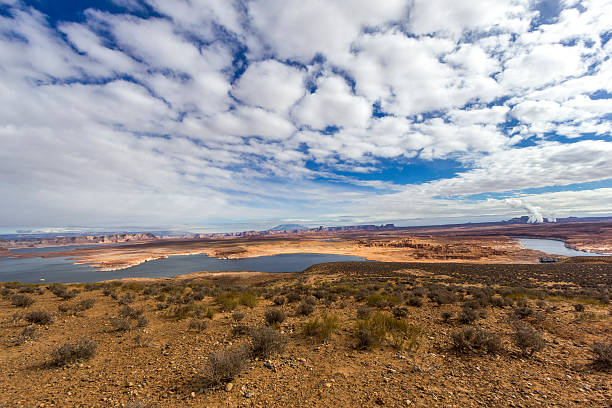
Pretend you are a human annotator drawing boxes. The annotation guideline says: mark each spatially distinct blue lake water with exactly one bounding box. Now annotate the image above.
[0,252,366,283]
[517,238,609,257]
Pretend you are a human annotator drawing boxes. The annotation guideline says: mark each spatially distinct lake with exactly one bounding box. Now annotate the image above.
[0,252,366,283]
[517,238,609,257]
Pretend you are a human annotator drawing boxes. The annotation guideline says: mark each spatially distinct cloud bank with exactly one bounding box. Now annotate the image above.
[0,0,611,230]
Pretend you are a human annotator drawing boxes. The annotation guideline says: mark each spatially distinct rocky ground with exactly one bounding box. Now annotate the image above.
[0,262,610,407]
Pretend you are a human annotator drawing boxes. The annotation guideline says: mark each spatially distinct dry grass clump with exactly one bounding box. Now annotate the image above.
[188,318,208,332]
[250,326,286,358]
[355,311,421,351]
[49,285,78,300]
[25,310,53,325]
[452,327,503,354]
[111,317,133,332]
[512,322,545,357]
[265,308,286,325]
[16,326,38,345]
[366,293,400,308]
[459,306,481,324]
[296,301,315,316]
[11,294,34,307]
[589,341,612,370]
[303,314,339,341]
[202,345,249,387]
[51,337,97,366]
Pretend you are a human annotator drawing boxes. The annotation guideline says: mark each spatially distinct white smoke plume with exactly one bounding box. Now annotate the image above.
[504,199,556,223]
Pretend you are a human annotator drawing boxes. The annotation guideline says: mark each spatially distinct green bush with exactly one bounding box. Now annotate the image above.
[303,314,339,341]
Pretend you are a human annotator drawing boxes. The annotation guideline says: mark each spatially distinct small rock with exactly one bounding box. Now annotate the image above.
[225,383,234,392]
[264,360,273,369]
[244,391,253,398]
[324,382,332,388]
[190,391,196,398]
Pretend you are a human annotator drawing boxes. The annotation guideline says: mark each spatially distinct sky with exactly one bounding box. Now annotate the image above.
[0,0,611,233]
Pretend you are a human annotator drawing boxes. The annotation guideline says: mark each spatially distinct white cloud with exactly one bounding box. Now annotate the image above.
[232,60,305,114]
[293,74,371,130]
[0,0,611,228]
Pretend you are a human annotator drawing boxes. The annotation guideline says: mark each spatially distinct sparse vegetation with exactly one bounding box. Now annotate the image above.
[512,322,545,357]
[51,338,97,366]
[11,294,34,308]
[303,314,339,341]
[589,341,612,369]
[202,345,248,387]
[265,308,286,325]
[24,310,53,325]
[250,326,286,358]
[452,327,503,354]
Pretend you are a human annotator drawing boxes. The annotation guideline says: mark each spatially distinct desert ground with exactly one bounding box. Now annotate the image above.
[1,259,610,407]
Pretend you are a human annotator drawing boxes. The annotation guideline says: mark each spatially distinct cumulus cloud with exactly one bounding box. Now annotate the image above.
[0,0,611,229]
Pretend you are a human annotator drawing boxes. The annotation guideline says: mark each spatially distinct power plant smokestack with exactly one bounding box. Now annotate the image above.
[504,199,556,223]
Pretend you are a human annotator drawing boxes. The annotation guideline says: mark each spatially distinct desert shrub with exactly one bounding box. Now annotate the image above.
[232,324,251,337]
[188,318,208,332]
[513,322,545,357]
[303,295,317,306]
[452,327,503,354]
[355,312,421,351]
[239,292,258,308]
[77,298,96,311]
[303,314,339,341]
[355,322,379,350]
[265,308,286,325]
[232,311,245,321]
[357,305,372,319]
[11,294,34,307]
[18,286,36,293]
[111,317,132,332]
[119,305,144,319]
[102,288,116,297]
[49,285,78,300]
[412,286,427,297]
[136,316,149,328]
[118,293,136,305]
[51,337,97,366]
[286,292,302,303]
[25,310,53,325]
[273,296,286,306]
[513,303,534,319]
[133,333,154,348]
[490,296,505,308]
[202,345,248,387]
[407,296,423,307]
[536,300,547,309]
[459,306,480,324]
[573,303,585,312]
[366,293,400,308]
[441,311,453,323]
[428,288,457,305]
[16,325,37,344]
[216,293,239,311]
[250,326,287,358]
[392,307,408,318]
[297,301,315,316]
[84,283,97,292]
[589,341,612,369]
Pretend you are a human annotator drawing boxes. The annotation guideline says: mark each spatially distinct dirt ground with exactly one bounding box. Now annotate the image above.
[1,263,610,408]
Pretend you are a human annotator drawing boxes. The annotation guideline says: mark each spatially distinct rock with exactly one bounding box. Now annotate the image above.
[225,383,234,392]
[190,391,196,398]
[243,391,253,398]
[324,382,332,388]
[264,360,273,369]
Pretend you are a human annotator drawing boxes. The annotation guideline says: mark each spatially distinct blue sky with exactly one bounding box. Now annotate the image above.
[0,0,611,233]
